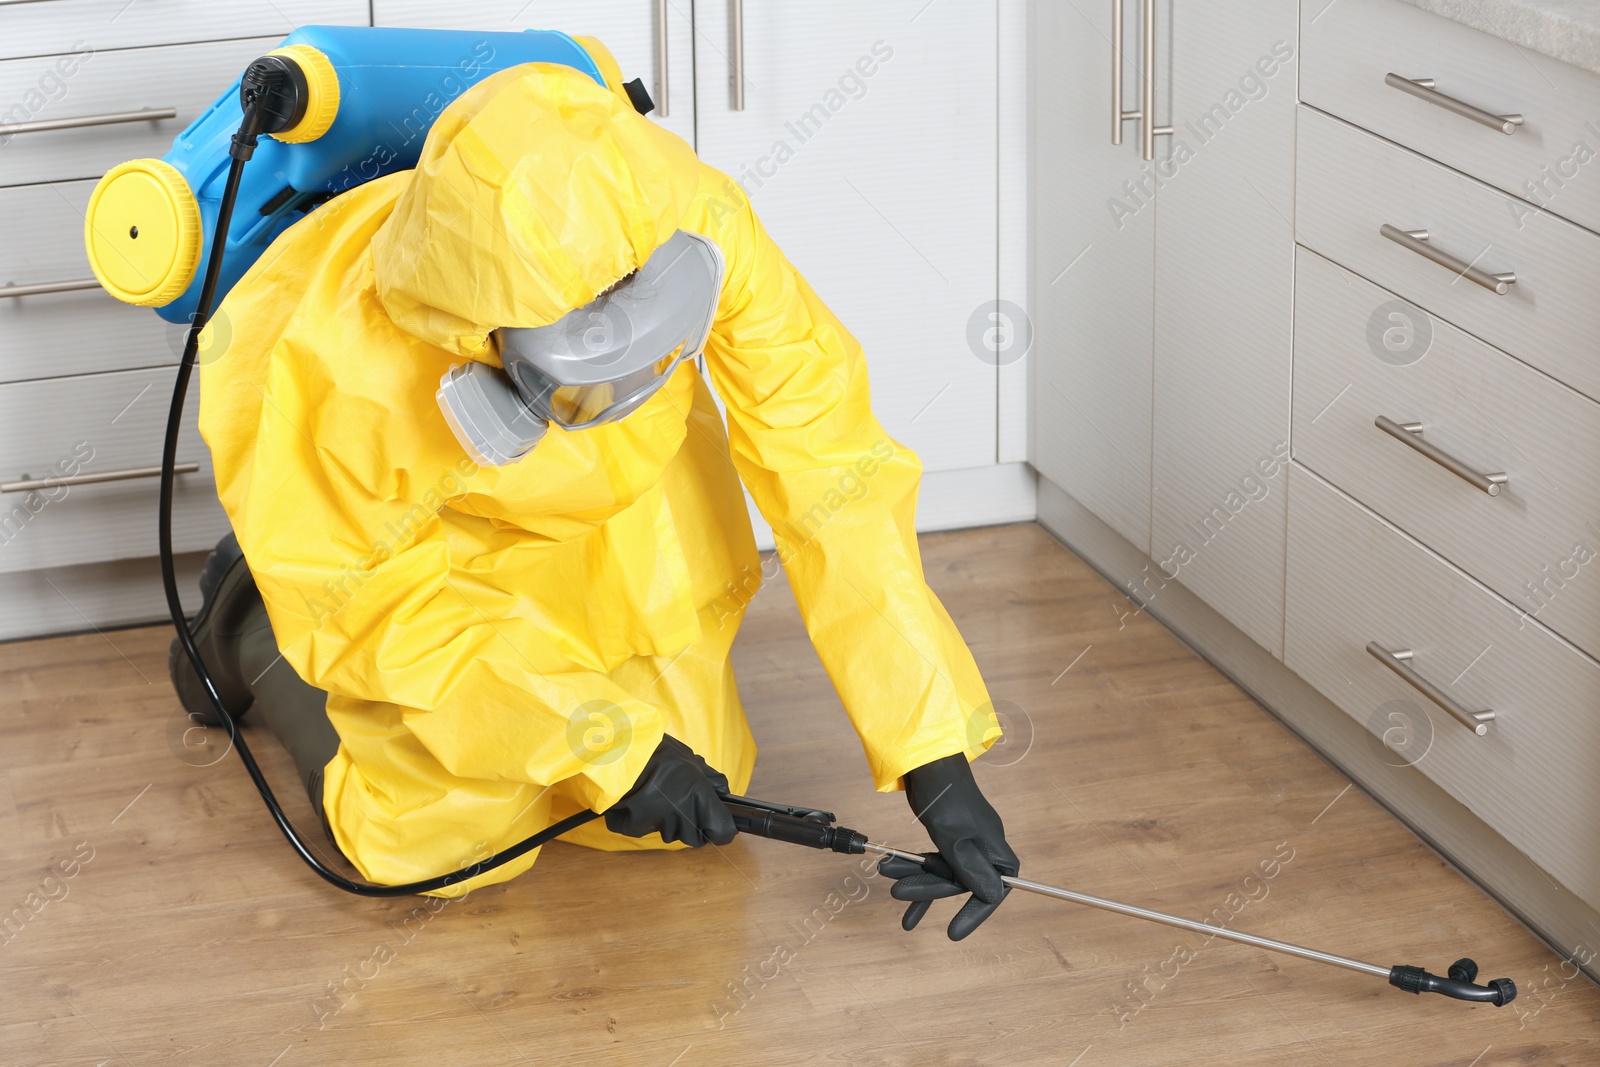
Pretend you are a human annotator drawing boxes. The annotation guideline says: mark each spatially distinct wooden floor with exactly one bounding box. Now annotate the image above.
[2,523,1596,1066]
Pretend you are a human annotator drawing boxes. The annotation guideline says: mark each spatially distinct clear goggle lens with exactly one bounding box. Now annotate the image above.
[517,342,689,429]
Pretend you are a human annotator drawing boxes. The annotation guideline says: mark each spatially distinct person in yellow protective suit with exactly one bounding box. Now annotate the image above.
[181,59,1018,938]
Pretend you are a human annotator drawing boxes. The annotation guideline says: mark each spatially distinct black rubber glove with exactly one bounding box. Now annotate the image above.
[879,753,1020,940]
[604,733,738,847]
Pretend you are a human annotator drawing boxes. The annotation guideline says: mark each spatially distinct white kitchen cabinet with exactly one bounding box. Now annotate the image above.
[1029,0,1297,649]
[373,0,696,147]
[1286,463,1600,911]
[1150,3,1298,656]
[1293,247,1600,661]
[0,367,228,576]
[1028,0,1156,554]
[1030,0,1158,550]
[1301,0,1600,236]
[1296,103,1600,402]
[1032,0,1600,975]
[692,1,999,475]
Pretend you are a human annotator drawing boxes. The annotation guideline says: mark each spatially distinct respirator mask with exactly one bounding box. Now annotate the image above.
[436,229,725,465]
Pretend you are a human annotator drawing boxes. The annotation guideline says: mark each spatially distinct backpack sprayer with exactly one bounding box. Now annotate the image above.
[84,25,1514,1010]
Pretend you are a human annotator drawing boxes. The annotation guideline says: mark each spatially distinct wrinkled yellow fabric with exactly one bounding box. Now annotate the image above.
[198,61,998,895]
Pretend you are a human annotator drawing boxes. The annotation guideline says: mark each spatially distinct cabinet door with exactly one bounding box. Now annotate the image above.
[691,1,998,474]
[1029,0,1155,553]
[1151,2,1297,655]
[373,0,696,146]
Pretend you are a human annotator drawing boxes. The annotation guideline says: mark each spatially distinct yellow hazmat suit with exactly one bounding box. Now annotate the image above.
[199,60,998,895]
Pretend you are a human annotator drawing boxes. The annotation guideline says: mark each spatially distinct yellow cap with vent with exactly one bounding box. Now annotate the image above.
[84,157,201,308]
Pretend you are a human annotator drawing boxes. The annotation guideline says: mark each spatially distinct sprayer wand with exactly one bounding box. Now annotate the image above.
[719,795,1517,1007]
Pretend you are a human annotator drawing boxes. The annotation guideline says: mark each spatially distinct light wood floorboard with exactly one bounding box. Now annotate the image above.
[1,523,1594,1065]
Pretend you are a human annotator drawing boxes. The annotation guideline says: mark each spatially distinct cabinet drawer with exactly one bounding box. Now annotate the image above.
[0,179,175,383]
[0,37,279,188]
[0,1,366,62]
[1301,0,1600,235]
[1296,105,1600,402]
[1292,248,1600,659]
[1285,463,1600,910]
[0,367,227,574]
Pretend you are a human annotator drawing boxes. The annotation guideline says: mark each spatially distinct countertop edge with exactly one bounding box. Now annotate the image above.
[1396,0,1600,77]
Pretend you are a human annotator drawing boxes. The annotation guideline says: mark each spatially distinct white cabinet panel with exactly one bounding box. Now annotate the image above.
[373,0,695,147]
[692,1,998,475]
[1151,3,1297,657]
[1028,0,1154,550]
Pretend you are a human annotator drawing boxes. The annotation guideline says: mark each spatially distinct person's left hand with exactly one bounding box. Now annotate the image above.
[879,753,1019,940]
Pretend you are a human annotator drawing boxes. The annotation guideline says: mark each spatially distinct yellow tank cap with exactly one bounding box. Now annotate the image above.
[268,45,339,143]
[84,158,200,307]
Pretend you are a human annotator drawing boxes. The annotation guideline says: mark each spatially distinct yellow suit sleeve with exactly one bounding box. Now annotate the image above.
[693,175,1000,791]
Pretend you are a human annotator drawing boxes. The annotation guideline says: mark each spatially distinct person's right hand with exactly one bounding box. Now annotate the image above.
[604,733,737,847]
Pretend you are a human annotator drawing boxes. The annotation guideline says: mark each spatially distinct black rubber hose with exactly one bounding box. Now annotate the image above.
[160,78,601,898]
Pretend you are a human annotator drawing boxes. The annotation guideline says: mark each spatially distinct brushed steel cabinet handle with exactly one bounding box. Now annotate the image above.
[1366,641,1495,735]
[0,278,102,299]
[1111,0,1172,158]
[1,463,198,493]
[1139,0,1167,160]
[0,107,178,137]
[1374,415,1508,496]
[653,0,669,118]
[730,0,745,111]
[1379,224,1516,295]
[1384,73,1522,135]
[1112,0,1125,142]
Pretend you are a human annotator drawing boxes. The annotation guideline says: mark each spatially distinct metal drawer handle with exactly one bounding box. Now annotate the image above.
[730,0,745,111]
[1379,224,1516,295]
[1,463,197,493]
[0,278,102,299]
[1375,415,1507,496]
[1366,642,1495,735]
[0,107,178,137]
[1112,0,1173,159]
[1384,74,1522,136]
